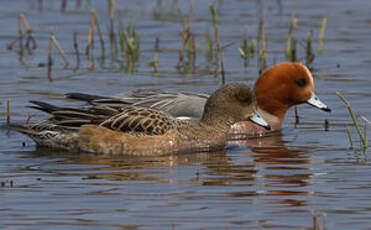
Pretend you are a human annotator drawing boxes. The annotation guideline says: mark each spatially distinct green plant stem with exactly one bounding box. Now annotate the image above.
[336,91,366,148]
[346,126,354,149]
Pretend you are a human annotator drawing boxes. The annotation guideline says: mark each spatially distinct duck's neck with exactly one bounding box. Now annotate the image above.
[257,97,289,121]
[199,114,236,133]
[256,107,283,131]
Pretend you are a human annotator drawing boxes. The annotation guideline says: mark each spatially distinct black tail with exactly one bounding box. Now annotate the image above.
[65,93,108,103]
[27,100,60,114]
[8,124,39,135]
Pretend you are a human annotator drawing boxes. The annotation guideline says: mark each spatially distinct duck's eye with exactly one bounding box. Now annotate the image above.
[295,78,307,87]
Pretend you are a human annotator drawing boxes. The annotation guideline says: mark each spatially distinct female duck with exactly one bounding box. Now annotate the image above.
[12,84,270,155]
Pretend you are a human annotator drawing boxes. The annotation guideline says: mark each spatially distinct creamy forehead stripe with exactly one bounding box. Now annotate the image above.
[301,63,314,87]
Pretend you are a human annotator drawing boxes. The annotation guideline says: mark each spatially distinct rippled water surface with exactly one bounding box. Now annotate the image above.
[1,0,371,229]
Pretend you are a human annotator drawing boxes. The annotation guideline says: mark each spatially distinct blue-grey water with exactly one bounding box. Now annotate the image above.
[0,0,370,229]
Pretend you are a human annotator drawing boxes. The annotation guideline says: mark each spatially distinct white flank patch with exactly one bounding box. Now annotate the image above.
[176,116,192,121]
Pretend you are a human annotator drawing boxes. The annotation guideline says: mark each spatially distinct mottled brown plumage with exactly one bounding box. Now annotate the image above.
[12,84,268,155]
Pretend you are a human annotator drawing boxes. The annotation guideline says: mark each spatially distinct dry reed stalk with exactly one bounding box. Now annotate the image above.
[258,49,266,74]
[86,11,96,56]
[7,99,10,125]
[260,17,266,52]
[176,0,194,70]
[117,10,125,66]
[38,0,43,11]
[292,39,297,61]
[220,51,225,85]
[26,112,31,124]
[294,105,299,124]
[257,13,266,73]
[153,53,158,73]
[191,36,196,71]
[61,0,67,12]
[48,29,53,81]
[204,31,213,62]
[209,1,220,76]
[155,37,160,51]
[324,119,329,131]
[8,13,37,51]
[318,17,327,54]
[19,13,31,32]
[313,211,327,230]
[18,13,24,56]
[94,14,105,60]
[51,34,70,68]
[109,0,117,61]
[20,13,37,52]
[75,0,82,9]
[73,32,80,71]
[7,33,24,50]
[306,31,315,64]
[285,13,296,62]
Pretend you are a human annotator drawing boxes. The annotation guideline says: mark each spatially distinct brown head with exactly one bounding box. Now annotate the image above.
[200,83,269,129]
[254,62,330,119]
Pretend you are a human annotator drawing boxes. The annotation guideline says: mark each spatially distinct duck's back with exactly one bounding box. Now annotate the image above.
[98,106,177,136]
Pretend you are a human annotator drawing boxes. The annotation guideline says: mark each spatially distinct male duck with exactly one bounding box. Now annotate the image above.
[67,62,331,136]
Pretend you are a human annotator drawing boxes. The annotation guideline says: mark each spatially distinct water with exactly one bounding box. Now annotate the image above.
[0,0,371,229]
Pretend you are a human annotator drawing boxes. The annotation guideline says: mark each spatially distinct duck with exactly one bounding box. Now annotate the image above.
[67,62,331,136]
[11,84,270,156]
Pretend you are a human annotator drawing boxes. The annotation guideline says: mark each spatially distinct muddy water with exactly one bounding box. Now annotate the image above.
[0,0,370,229]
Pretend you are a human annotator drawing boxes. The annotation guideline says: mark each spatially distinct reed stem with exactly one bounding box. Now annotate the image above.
[204,31,213,62]
[73,32,80,71]
[176,0,194,70]
[7,99,10,125]
[109,0,117,61]
[210,1,220,76]
[285,13,296,62]
[18,13,24,56]
[94,13,105,61]
[153,53,158,73]
[86,11,96,56]
[306,31,315,64]
[38,0,43,11]
[294,105,299,124]
[336,91,366,148]
[51,34,70,68]
[318,17,327,54]
[364,119,367,146]
[346,126,354,149]
[20,13,37,52]
[313,211,327,230]
[61,0,67,12]
[257,13,266,73]
[48,28,53,81]
[324,119,329,131]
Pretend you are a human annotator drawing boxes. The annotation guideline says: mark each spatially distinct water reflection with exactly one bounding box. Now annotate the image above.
[228,133,312,208]
[25,132,313,207]
[26,147,230,183]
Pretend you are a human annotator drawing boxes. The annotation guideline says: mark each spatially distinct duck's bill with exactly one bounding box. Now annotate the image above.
[306,93,331,112]
[248,110,271,130]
